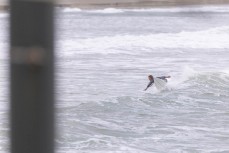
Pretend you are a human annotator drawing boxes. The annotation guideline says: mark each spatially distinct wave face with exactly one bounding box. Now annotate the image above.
[1,5,229,153]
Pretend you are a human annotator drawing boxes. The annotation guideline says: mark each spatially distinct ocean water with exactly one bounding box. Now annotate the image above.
[1,5,229,153]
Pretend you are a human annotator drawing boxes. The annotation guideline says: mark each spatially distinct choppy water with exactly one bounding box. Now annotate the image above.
[1,5,229,153]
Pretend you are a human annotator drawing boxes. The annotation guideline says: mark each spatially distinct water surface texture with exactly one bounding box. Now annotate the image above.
[1,5,229,153]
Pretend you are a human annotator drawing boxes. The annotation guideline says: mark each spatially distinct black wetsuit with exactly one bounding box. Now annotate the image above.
[146,76,168,89]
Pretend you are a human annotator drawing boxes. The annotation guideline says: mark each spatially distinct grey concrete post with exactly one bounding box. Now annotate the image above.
[10,0,55,153]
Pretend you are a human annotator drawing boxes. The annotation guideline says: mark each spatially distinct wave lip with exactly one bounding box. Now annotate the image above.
[168,67,229,98]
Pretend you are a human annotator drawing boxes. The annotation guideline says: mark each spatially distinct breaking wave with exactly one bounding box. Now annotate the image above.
[58,26,229,55]
[60,5,229,14]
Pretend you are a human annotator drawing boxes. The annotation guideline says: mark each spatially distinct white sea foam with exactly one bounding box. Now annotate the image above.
[222,69,229,75]
[58,26,229,56]
[167,66,198,89]
[59,7,124,14]
[167,66,229,93]
[86,8,124,14]
[61,5,229,14]
[128,5,229,13]
[61,7,82,12]
[0,13,8,18]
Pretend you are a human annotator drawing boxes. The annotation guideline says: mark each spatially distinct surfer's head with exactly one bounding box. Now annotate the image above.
[148,75,154,81]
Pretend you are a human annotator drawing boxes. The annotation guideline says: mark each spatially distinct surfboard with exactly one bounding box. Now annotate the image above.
[154,77,167,90]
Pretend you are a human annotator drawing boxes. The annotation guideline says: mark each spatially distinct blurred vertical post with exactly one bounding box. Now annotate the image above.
[10,0,55,152]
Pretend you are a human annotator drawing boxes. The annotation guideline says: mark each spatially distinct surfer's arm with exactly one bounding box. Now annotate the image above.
[144,82,153,91]
[158,76,171,79]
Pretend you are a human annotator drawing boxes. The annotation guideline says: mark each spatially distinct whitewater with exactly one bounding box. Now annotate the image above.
[1,5,229,153]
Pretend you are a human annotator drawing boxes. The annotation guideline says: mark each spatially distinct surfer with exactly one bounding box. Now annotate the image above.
[144,75,171,91]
